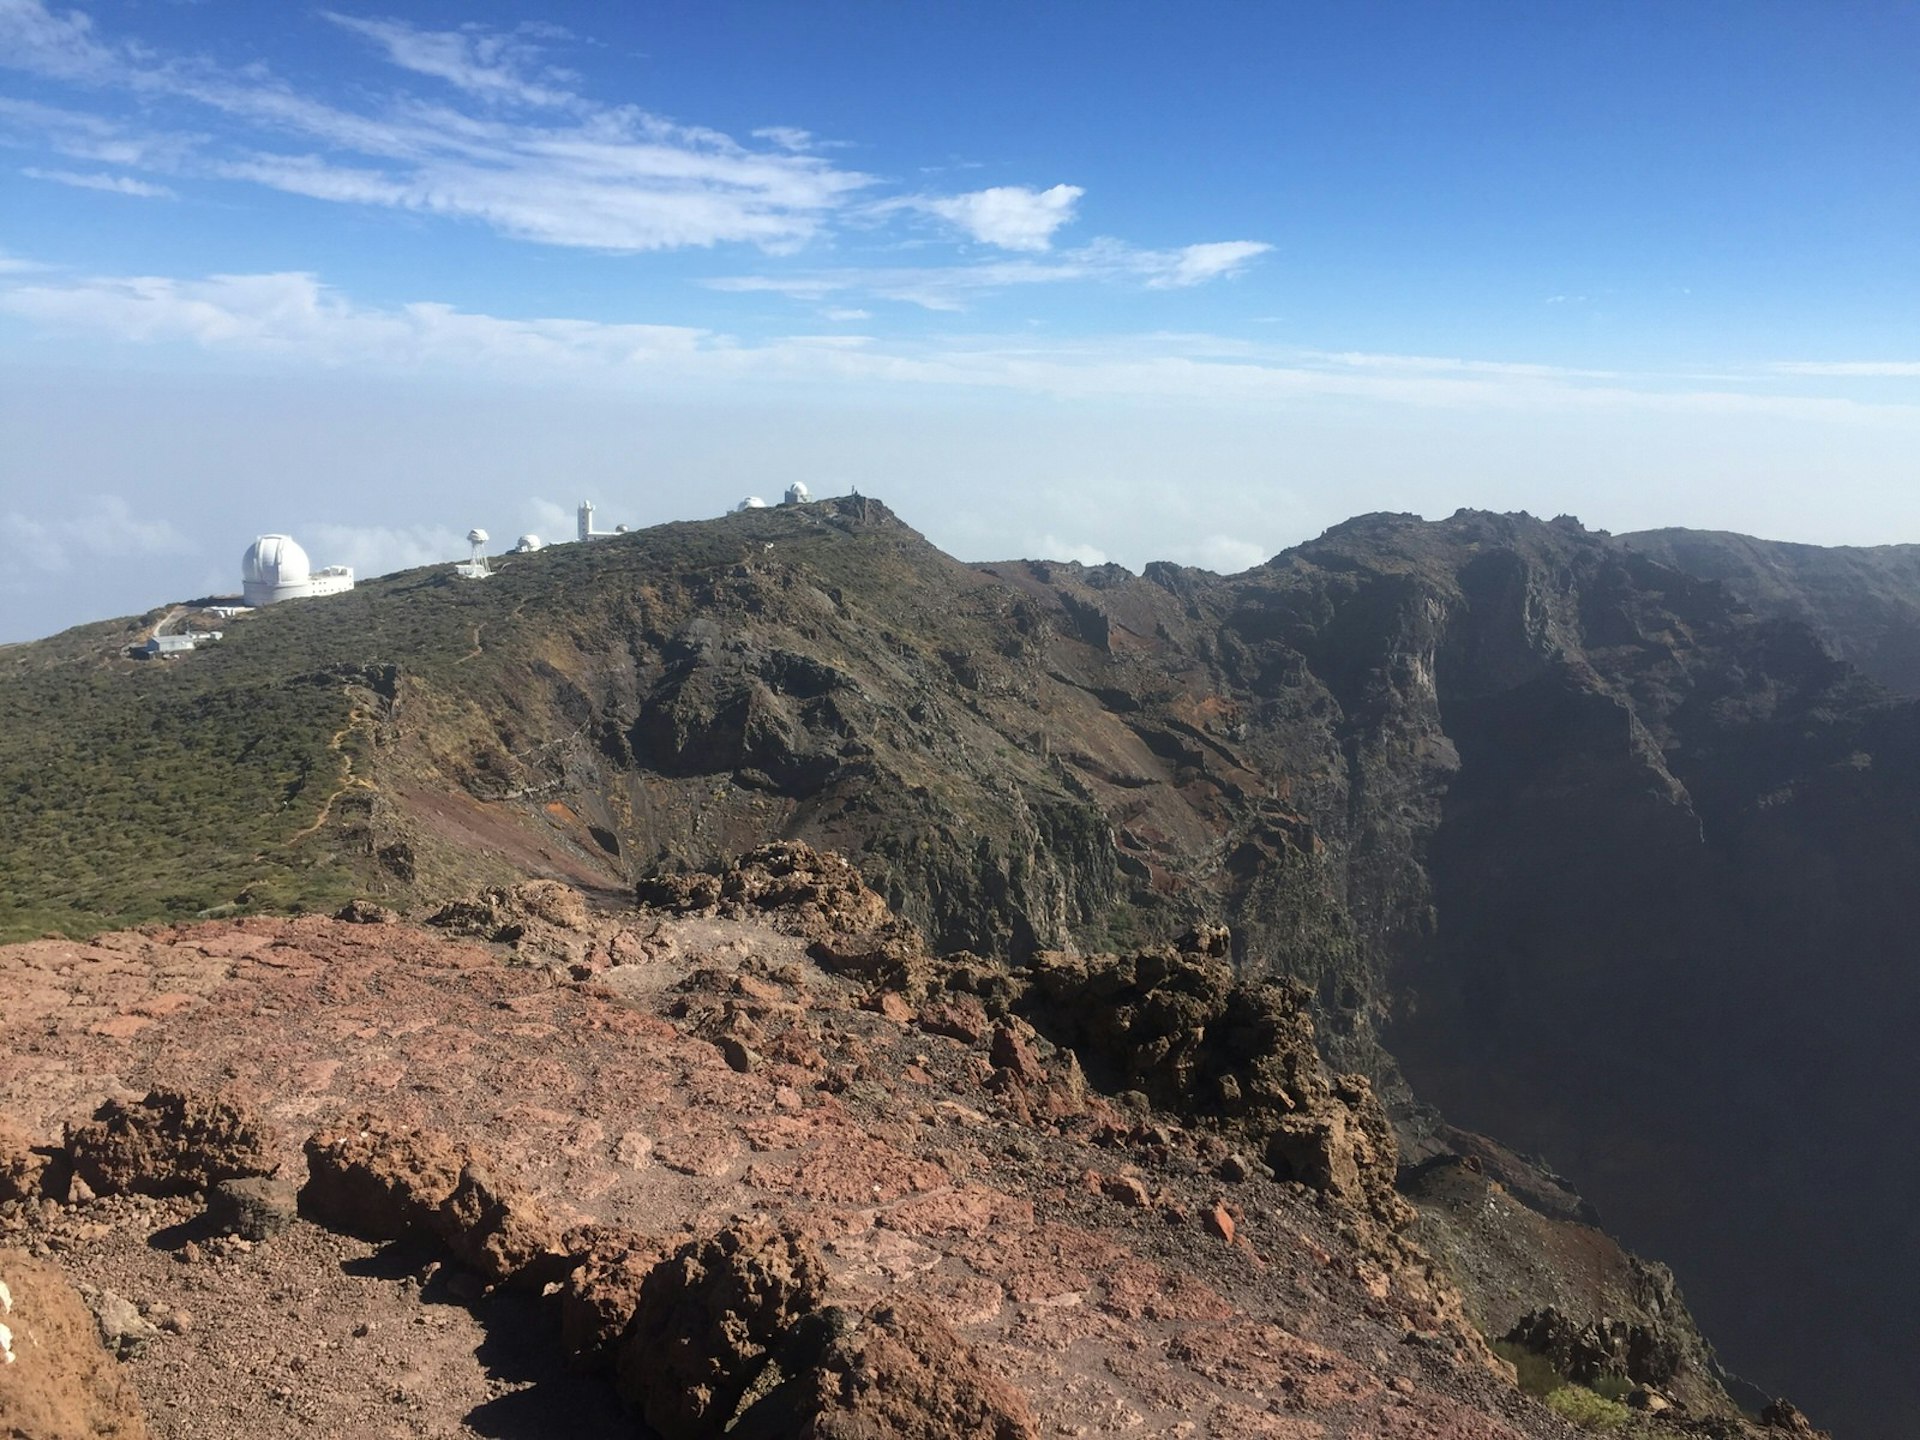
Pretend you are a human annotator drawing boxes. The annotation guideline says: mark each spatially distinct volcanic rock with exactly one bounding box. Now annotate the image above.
[615,1221,830,1438]
[64,1088,277,1198]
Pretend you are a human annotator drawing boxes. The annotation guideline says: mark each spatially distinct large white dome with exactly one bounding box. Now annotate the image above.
[243,534,311,588]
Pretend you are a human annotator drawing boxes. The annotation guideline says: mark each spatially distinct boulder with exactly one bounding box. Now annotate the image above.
[65,1088,278,1198]
[615,1222,829,1438]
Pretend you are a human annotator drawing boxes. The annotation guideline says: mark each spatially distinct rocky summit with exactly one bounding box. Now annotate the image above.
[3,499,1916,1436]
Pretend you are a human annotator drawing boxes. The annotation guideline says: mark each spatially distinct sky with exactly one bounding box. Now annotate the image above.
[2,0,1918,642]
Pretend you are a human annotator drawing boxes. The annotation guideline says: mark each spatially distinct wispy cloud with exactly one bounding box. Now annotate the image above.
[319,13,580,110]
[23,165,175,197]
[0,1,1257,280]
[0,0,875,252]
[1769,361,1920,378]
[1,493,191,577]
[708,237,1273,310]
[7,262,1916,426]
[303,521,470,578]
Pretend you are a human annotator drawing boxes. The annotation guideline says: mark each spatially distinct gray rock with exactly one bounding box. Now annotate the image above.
[207,1175,299,1241]
[83,1287,160,1359]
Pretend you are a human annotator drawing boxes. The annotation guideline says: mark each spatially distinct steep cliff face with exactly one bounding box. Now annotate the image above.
[1623,527,1920,694]
[6,499,1917,1434]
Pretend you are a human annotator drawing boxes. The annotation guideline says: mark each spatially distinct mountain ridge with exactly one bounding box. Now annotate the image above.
[3,500,1916,1434]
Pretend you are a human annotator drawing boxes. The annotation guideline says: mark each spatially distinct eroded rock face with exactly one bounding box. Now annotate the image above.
[64,1088,277,1198]
[1503,1305,1681,1389]
[0,1115,56,1203]
[427,878,589,942]
[0,1250,148,1440]
[640,842,922,964]
[791,1298,1038,1440]
[300,1116,567,1289]
[300,1115,467,1238]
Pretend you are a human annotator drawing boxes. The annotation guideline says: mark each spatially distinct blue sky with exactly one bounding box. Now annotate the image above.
[2,0,1919,641]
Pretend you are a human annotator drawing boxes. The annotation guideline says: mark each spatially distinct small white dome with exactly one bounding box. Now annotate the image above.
[734,496,769,512]
[243,534,311,588]
[516,534,544,552]
[783,482,812,505]
[467,528,489,547]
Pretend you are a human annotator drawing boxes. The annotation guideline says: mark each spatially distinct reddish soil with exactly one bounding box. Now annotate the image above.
[0,900,1574,1439]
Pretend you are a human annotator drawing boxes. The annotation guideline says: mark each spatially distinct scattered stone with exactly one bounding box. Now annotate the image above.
[82,1287,161,1361]
[333,899,398,924]
[1205,1204,1236,1244]
[1100,1175,1152,1209]
[1217,1153,1251,1183]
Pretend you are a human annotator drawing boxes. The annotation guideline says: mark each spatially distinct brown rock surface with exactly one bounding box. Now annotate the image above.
[615,1222,830,1437]
[0,884,1772,1440]
[65,1087,277,1197]
[0,1249,148,1440]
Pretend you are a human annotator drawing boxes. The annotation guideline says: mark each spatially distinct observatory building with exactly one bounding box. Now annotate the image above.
[241,534,354,606]
[783,482,812,506]
[734,497,769,512]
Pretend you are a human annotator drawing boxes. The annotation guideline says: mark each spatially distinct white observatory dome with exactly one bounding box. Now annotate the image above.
[244,534,311,589]
[734,496,769,512]
[515,534,544,553]
[467,528,489,547]
[241,531,353,605]
[783,482,812,506]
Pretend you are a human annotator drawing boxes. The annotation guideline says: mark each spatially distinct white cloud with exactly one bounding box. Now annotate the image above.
[708,237,1272,310]
[1151,241,1271,288]
[2,493,191,577]
[9,262,1914,429]
[1037,535,1111,567]
[320,13,579,109]
[0,0,112,82]
[915,183,1083,252]
[1770,361,1920,378]
[0,4,1262,275]
[23,165,174,197]
[303,521,469,578]
[0,0,875,253]
[1165,535,1270,573]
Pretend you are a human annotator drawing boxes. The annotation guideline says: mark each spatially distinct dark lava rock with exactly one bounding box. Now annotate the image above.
[206,1175,299,1241]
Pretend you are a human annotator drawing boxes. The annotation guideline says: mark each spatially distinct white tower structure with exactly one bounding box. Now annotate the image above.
[456,528,492,580]
[783,482,812,506]
[241,534,354,606]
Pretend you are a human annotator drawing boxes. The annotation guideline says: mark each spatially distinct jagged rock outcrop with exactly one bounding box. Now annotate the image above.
[1021,936,1411,1247]
[615,1223,832,1437]
[64,1088,277,1198]
[300,1115,569,1290]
